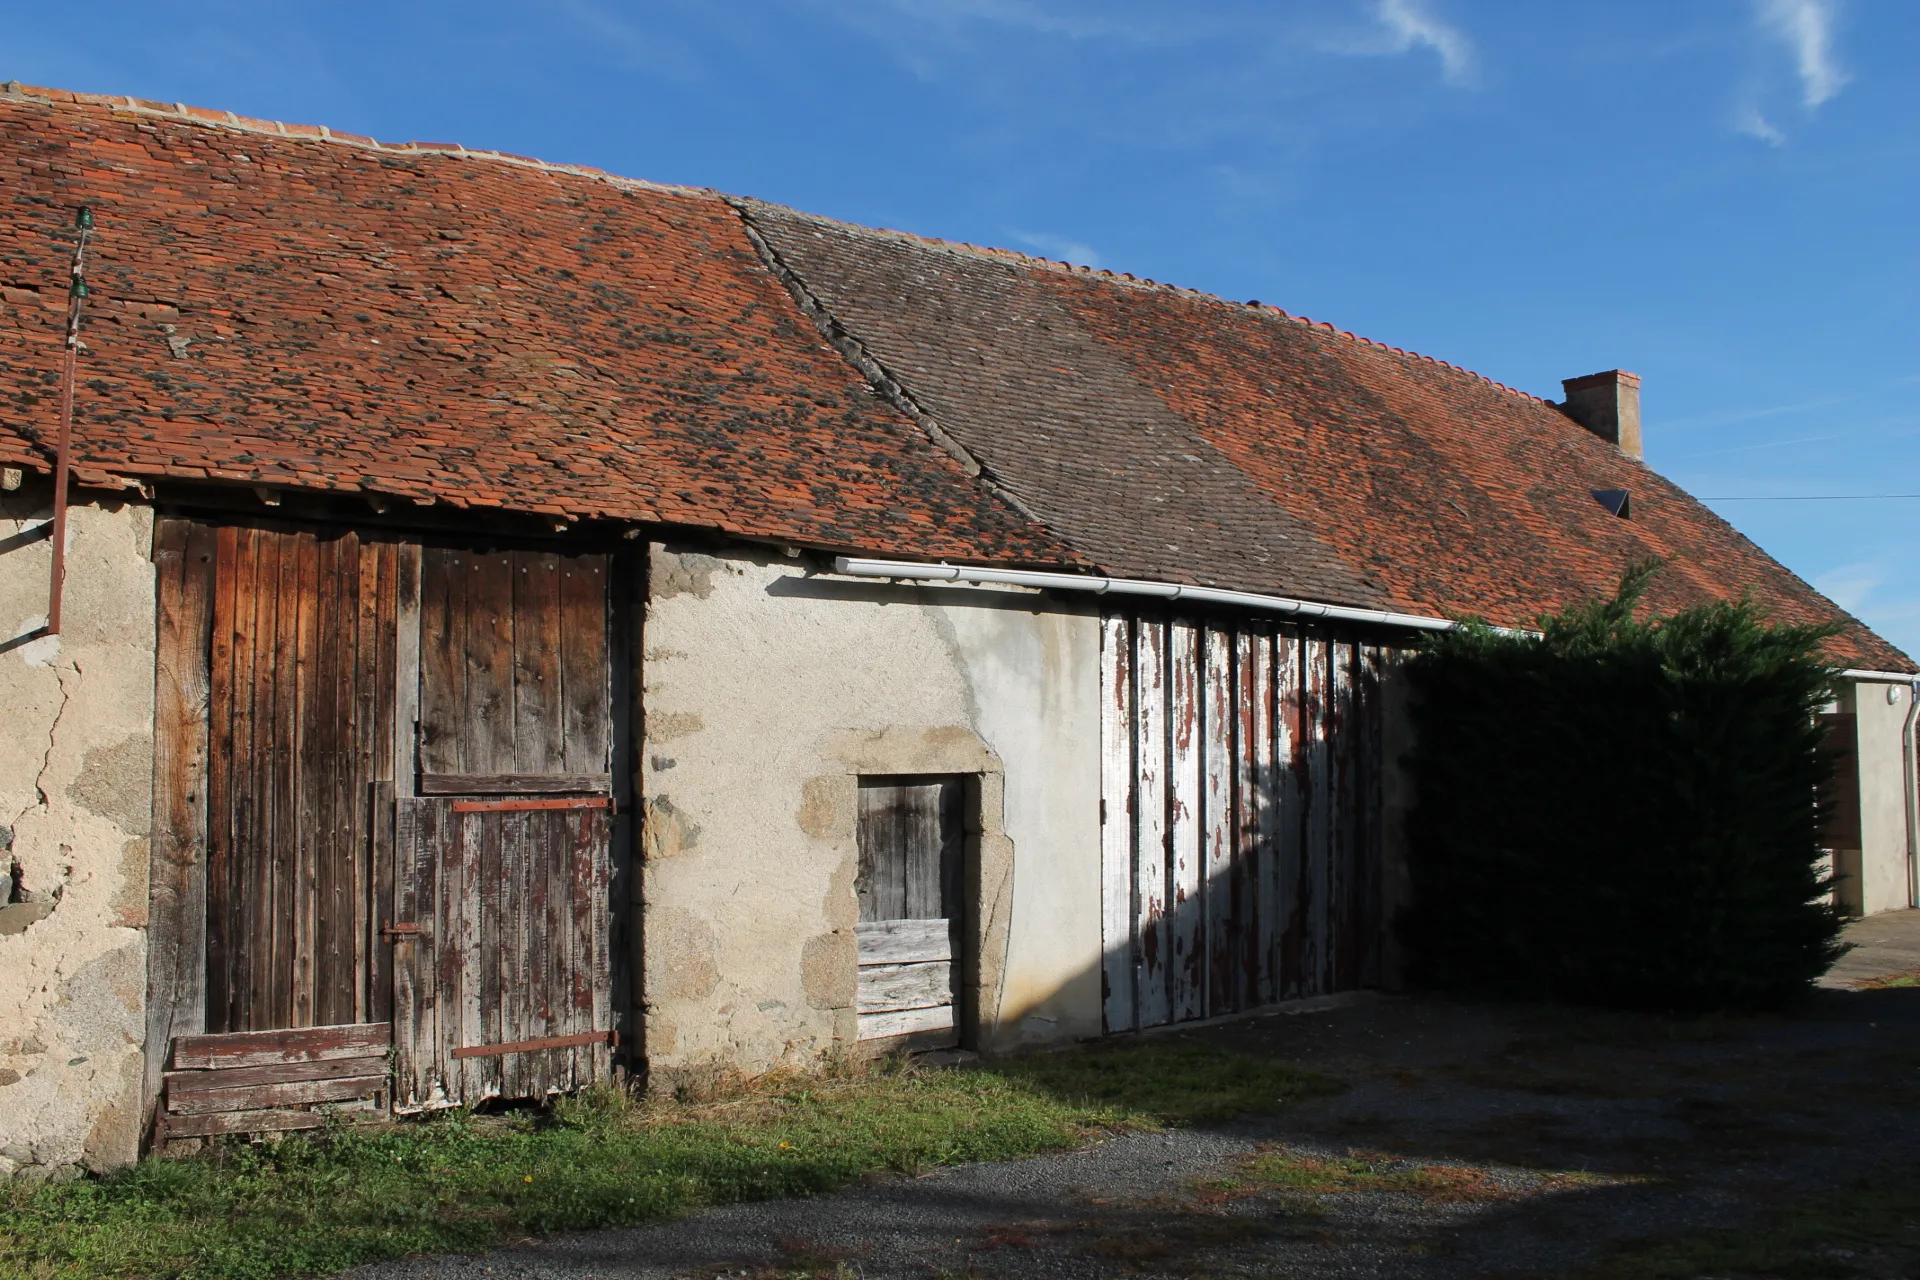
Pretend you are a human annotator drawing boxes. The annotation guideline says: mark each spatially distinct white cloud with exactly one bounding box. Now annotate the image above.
[1816,561,1880,614]
[1756,0,1848,108]
[832,0,1190,46]
[1735,104,1786,146]
[1009,230,1101,267]
[1373,0,1476,87]
[557,0,704,80]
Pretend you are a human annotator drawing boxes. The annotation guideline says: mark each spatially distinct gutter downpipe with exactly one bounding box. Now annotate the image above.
[830,556,1488,634]
[1905,678,1920,909]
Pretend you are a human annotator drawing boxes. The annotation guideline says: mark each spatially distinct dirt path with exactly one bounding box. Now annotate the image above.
[350,912,1920,1279]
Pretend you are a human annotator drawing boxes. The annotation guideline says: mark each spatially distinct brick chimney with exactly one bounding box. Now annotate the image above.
[1560,370,1642,459]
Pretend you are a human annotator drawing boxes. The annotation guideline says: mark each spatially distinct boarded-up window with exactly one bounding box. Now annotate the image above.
[854,778,963,1047]
[417,546,611,794]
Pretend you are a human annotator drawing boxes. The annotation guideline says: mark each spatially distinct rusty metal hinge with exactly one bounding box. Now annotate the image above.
[380,922,427,941]
[450,1029,617,1060]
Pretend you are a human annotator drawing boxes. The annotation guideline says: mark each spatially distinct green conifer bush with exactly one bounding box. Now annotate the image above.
[1399,564,1847,1011]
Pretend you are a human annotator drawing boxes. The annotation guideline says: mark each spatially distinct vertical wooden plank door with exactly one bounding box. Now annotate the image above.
[392,545,616,1110]
[202,524,396,1036]
[155,520,398,1141]
[1098,610,1392,1033]
[855,778,964,1048]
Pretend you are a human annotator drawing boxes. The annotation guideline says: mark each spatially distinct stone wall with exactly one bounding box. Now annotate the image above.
[638,544,1102,1079]
[0,485,156,1179]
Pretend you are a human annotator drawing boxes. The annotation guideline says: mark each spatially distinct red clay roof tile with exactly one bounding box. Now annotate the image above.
[0,88,1075,568]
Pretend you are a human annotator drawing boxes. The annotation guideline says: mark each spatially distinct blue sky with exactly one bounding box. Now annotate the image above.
[8,0,1917,656]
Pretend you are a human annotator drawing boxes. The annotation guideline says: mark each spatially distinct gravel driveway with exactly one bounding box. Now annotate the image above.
[349,912,1920,1279]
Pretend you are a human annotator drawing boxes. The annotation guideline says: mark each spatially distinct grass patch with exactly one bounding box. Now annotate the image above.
[1571,1167,1920,1279]
[2,1042,1335,1280]
[1211,1144,1625,1206]
[1851,969,1920,990]
[992,1035,1340,1123]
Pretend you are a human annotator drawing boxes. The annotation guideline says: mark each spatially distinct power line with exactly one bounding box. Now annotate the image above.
[1701,494,1920,502]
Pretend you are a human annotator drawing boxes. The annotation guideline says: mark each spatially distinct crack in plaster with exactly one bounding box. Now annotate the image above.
[15,660,78,828]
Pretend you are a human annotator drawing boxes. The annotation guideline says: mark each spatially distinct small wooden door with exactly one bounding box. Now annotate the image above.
[855,778,963,1047]
[391,545,617,1109]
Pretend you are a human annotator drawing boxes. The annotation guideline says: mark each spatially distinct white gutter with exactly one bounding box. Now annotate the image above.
[1840,668,1920,683]
[831,556,1471,632]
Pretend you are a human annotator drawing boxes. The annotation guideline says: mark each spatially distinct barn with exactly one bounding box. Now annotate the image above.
[0,83,1912,1181]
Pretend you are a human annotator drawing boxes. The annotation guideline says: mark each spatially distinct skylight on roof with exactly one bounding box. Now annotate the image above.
[1592,488,1631,519]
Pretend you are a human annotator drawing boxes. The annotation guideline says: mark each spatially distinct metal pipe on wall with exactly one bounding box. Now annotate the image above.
[47,205,93,637]
[1904,679,1920,909]
[831,556,1477,633]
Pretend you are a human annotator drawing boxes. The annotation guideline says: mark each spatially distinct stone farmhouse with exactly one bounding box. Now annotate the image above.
[0,83,1912,1180]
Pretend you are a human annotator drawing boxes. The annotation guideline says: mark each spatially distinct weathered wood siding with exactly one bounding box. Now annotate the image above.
[202,524,398,1034]
[417,545,612,792]
[158,1023,389,1140]
[393,798,612,1109]
[1100,612,1391,1032]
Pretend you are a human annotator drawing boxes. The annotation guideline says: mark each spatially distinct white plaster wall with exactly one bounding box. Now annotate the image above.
[639,544,1100,1079]
[1853,680,1914,916]
[943,585,1103,1048]
[0,487,156,1179]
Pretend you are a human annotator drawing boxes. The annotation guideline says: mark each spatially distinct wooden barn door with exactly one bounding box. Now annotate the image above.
[201,524,400,1034]
[855,778,963,1049]
[1099,613,1389,1035]
[152,522,401,1142]
[391,545,617,1110]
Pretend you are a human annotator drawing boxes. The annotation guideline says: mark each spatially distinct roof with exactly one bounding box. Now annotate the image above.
[742,203,1912,672]
[0,86,1074,565]
[0,83,1907,671]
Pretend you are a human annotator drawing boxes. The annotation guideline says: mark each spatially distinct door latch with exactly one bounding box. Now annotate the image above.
[380,922,427,941]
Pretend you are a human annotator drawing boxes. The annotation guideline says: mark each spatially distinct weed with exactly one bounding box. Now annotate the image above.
[1078,1212,1267,1272]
